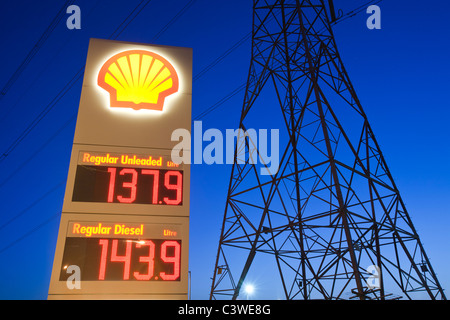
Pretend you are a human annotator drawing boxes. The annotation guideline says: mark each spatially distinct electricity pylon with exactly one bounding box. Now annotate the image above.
[209,0,446,300]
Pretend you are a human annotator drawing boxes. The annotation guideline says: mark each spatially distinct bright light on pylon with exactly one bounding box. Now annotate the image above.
[244,284,255,296]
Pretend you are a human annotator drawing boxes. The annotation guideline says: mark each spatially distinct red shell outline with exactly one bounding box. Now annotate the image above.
[97,50,179,111]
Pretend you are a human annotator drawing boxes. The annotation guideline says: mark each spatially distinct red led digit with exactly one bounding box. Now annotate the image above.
[163,171,182,205]
[111,239,132,280]
[117,168,138,203]
[107,168,116,202]
[141,170,159,204]
[160,241,181,281]
[98,239,108,280]
[133,240,155,280]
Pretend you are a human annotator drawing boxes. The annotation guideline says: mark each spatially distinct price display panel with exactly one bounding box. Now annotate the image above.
[60,237,181,281]
[72,165,183,205]
[49,215,188,297]
[63,150,188,215]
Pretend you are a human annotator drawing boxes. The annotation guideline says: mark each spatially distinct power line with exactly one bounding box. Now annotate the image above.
[0,1,238,189]
[0,0,154,165]
[110,0,153,39]
[193,82,247,121]
[0,0,75,101]
[194,32,251,83]
[0,1,156,255]
[331,0,383,26]
[0,0,201,165]
[0,68,83,164]
[0,0,198,184]
[0,180,65,232]
[0,0,380,168]
[0,0,378,253]
[193,0,385,121]
[152,0,197,42]
[0,1,202,166]
[0,0,102,126]
[0,0,199,255]
[0,211,61,255]
[0,114,76,189]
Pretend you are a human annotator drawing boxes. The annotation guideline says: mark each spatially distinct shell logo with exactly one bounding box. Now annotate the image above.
[98,50,179,111]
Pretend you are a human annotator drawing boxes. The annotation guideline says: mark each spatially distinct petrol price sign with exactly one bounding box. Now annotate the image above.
[48,39,192,300]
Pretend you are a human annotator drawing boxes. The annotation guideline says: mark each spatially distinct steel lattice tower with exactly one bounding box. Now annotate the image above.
[209,0,446,300]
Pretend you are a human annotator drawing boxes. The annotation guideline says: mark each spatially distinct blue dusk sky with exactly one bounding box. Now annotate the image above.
[0,0,449,300]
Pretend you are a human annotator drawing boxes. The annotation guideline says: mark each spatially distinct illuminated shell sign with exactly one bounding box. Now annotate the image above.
[98,50,179,111]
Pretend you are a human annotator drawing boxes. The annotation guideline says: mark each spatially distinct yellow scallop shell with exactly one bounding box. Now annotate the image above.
[98,50,179,111]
